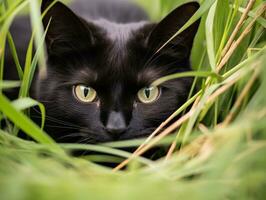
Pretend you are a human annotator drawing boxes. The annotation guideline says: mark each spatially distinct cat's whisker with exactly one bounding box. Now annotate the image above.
[31,108,83,128]
[39,124,78,130]
[76,136,95,145]
[31,115,82,129]
[57,132,88,140]
[36,100,54,103]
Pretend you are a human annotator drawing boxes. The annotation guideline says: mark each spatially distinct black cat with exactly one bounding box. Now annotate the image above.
[4,0,200,144]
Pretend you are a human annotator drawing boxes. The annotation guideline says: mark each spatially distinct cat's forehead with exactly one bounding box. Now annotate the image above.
[90,20,151,73]
[93,19,148,41]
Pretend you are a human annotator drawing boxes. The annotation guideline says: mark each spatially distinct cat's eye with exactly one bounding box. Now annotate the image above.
[74,85,97,103]
[137,86,160,104]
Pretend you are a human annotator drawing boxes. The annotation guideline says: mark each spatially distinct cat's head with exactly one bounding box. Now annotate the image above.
[36,0,200,143]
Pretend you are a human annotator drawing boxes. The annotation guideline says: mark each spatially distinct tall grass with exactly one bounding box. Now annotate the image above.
[0,0,266,199]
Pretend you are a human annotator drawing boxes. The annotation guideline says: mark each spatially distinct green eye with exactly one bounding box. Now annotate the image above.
[74,85,97,103]
[137,86,160,104]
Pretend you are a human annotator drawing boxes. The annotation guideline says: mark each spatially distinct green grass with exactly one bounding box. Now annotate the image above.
[0,0,266,199]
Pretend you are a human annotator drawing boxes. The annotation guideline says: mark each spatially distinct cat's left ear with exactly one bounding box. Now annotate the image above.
[147,2,200,58]
[41,0,98,56]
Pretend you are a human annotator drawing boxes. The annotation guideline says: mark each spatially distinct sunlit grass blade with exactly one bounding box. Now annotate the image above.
[152,71,221,86]
[0,94,55,145]
[0,80,20,89]
[6,32,23,79]
[12,97,46,129]
[205,1,217,70]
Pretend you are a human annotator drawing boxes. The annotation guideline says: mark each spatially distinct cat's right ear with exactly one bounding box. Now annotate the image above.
[41,0,97,56]
[146,2,200,59]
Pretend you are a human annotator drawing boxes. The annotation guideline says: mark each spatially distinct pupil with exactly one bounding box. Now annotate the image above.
[83,87,89,97]
[144,88,150,98]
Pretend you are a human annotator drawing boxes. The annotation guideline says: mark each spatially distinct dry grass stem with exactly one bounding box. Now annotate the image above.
[198,123,210,134]
[113,111,193,171]
[217,3,266,73]
[177,135,209,159]
[221,0,256,58]
[132,95,198,157]
[222,68,260,125]
[165,136,178,160]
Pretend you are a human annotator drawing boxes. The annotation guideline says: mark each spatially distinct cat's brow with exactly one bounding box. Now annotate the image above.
[71,68,98,84]
[137,68,163,85]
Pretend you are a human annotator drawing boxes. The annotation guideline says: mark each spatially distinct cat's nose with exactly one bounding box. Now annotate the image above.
[106,111,126,138]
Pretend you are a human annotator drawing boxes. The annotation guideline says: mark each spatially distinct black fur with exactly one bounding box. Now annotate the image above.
[5,0,200,143]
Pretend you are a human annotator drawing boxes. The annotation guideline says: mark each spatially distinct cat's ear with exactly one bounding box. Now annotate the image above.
[147,2,200,58]
[41,0,97,56]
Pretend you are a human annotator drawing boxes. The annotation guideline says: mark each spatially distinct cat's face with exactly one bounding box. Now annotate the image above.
[35,1,200,143]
